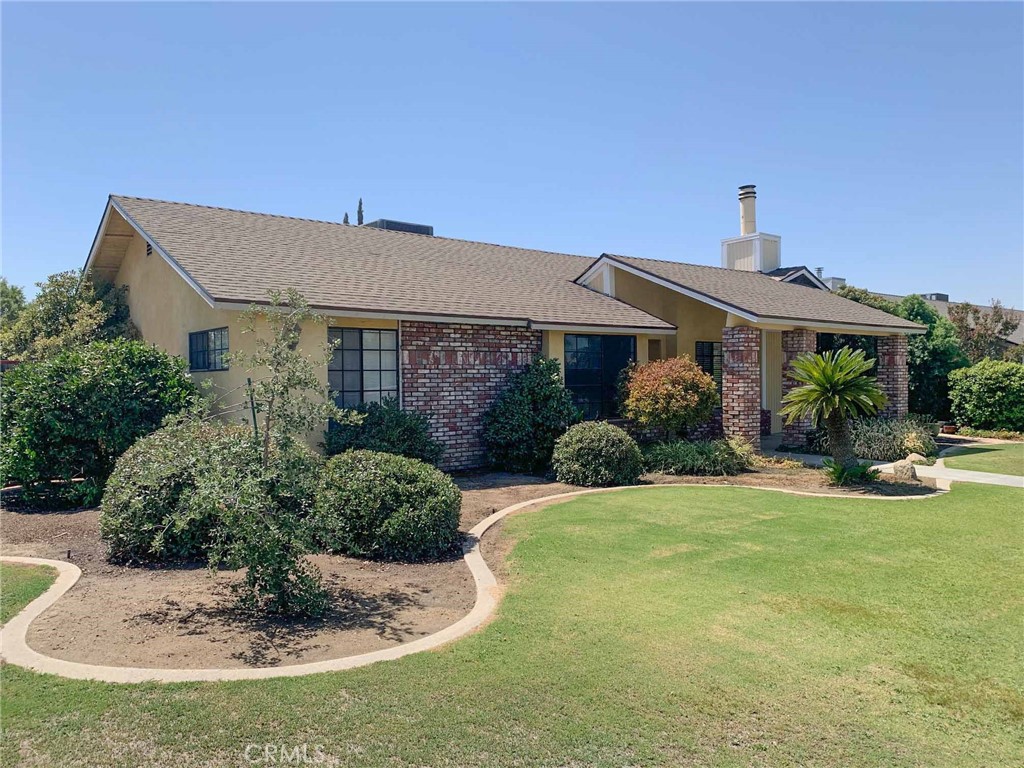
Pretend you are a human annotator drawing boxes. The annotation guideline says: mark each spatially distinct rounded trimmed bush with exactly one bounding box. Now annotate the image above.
[551,422,644,487]
[622,357,719,438]
[99,421,323,563]
[313,450,462,561]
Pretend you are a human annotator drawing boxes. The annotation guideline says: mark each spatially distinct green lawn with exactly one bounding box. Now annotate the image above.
[2,484,1022,767]
[944,443,1024,476]
[1,563,55,625]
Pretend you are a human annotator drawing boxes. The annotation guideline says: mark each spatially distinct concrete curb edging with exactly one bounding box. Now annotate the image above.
[0,482,950,684]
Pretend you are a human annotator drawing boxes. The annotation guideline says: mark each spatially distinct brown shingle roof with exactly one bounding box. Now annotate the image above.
[108,196,675,331]
[603,254,924,332]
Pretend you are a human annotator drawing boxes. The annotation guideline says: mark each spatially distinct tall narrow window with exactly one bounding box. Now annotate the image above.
[188,328,229,371]
[695,341,723,393]
[328,328,399,408]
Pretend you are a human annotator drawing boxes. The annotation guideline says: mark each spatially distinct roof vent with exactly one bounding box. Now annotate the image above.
[363,219,434,236]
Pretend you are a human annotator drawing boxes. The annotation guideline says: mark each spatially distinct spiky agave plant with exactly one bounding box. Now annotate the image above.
[780,348,888,469]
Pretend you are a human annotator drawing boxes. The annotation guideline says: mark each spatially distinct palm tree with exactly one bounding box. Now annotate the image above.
[780,348,888,469]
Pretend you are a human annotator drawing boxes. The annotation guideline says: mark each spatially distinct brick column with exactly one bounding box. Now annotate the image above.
[722,326,761,450]
[876,335,908,418]
[781,329,817,447]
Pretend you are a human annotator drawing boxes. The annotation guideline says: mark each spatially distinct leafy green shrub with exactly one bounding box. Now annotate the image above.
[822,459,880,486]
[622,357,719,438]
[1,339,196,508]
[807,417,938,462]
[100,421,323,564]
[313,450,462,561]
[955,427,1024,441]
[324,399,443,465]
[949,360,1024,431]
[644,438,753,476]
[551,422,644,487]
[483,357,580,473]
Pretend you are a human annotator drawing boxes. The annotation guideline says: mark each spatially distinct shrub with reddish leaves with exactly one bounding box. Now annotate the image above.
[622,357,719,438]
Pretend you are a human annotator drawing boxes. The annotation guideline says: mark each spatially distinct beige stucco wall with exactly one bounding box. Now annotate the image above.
[762,330,784,433]
[113,232,395,440]
[612,268,727,362]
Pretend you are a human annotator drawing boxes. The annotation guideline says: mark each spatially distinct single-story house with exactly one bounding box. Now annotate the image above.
[83,185,923,469]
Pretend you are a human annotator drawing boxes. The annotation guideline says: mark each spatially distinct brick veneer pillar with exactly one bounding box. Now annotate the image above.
[876,335,909,418]
[722,326,761,450]
[400,321,542,470]
[781,329,818,447]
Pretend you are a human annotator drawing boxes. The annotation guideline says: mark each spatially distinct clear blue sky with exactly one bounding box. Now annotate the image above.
[3,2,1022,306]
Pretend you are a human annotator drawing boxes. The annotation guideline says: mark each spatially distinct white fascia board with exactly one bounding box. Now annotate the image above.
[530,323,676,335]
[211,301,530,327]
[596,256,761,323]
[91,198,217,309]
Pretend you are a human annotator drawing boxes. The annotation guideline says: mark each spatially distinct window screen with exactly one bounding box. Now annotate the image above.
[328,328,399,408]
[188,328,229,371]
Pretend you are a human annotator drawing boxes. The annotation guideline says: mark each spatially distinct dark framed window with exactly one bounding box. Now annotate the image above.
[328,328,399,408]
[564,334,636,420]
[695,341,723,393]
[188,327,229,371]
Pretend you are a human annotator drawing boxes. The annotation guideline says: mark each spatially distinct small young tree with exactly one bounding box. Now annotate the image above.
[780,348,887,469]
[621,357,719,439]
[948,300,1021,364]
[210,290,355,617]
[343,212,350,225]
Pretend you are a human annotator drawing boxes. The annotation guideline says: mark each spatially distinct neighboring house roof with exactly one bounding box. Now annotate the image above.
[592,254,924,333]
[87,196,675,333]
[764,265,830,291]
[874,292,1023,346]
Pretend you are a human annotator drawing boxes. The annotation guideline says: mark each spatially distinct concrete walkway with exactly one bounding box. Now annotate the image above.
[0,482,949,685]
[766,442,1024,489]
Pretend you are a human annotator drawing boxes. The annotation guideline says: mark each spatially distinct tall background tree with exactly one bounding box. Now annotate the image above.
[0,271,138,361]
[948,300,1020,364]
[357,197,364,226]
[823,285,968,419]
[0,278,26,330]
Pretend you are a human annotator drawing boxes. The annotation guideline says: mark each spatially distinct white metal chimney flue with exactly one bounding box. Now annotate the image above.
[738,184,757,235]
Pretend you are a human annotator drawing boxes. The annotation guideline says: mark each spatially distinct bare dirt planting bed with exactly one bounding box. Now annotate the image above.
[0,468,935,670]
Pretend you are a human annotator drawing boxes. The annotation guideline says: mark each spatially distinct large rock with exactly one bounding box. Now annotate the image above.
[906,453,927,464]
[893,459,918,482]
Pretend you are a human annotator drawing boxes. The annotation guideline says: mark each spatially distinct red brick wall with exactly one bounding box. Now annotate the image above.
[722,326,761,449]
[877,335,909,418]
[400,321,542,470]
[781,329,817,446]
